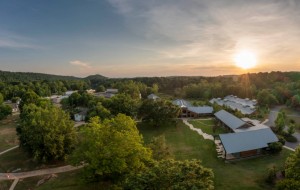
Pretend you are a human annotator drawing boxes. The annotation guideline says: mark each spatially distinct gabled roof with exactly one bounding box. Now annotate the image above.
[210,96,256,115]
[214,110,246,130]
[147,94,160,100]
[172,99,192,108]
[219,128,278,154]
[187,106,213,114]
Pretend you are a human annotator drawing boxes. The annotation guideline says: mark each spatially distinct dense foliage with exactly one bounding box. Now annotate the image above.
[138,99,180,126]
[17,103,77,162]
[125,159,214,190]
[72,115,152,181]
[276,147,300,189]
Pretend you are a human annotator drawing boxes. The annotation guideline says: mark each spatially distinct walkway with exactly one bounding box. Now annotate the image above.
[182,119,214,141]
[267,105,300,150]
[0,165,84,180]
[0,146,19,156]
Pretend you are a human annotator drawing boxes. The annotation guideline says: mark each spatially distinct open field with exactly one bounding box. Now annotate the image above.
[138,120,292,190]
[0,114,19,152]
[188,119,228,135]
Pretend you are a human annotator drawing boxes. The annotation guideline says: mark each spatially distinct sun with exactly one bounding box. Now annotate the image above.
[234,50,257,69]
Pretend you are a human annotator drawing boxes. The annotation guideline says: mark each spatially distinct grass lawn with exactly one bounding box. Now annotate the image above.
[0,180,13,189]
[0,148,66,173]
[0,114,19,152]
[280,107,300,123]
[188,119,228,135]
[14,170,106,190]
[138,120,292,190]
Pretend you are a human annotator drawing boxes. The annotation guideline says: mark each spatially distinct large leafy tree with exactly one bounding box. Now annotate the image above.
[257,89,279,106]
[285,147,300,180]
[72,114,152,181]
[108,93,140,117]
[17,104,77,162]
[125,159,214,190]
[86,102,111,121]
[276,147,300,189]
[138,99,180,126]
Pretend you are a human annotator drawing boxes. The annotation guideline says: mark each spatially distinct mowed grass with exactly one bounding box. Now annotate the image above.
[138,120,292,190]
[0,114,19,152]
[0,180,13,189]
[15,170,105,190]
[189,119,228,135]
[0,148,66,173]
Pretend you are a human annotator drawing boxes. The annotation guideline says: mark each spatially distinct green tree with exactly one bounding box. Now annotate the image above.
[291,94,300,108]
[148,135,172,160]
[276,179,300,190]
[257,89,278,106]
[0,93,3,104]
[96,85,105,92]
[125,159,214,190]
[275,112,285,133]
[285,147,300,180]
[109,93,140,117]
[287,123,296,136]
[17,104,76,162]
[19,90,39,111]
[0,104,12,120]
[86,102,111,121]
[138,99,180,126]
[71,114,152,181]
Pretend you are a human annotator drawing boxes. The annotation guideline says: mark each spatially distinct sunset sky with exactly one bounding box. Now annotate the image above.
[1,0,300,77]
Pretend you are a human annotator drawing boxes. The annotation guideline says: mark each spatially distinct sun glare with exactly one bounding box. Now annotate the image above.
[234,51,257,69]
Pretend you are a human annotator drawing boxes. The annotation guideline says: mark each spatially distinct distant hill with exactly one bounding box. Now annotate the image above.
[0,70,81,82]
[84,74,108,81]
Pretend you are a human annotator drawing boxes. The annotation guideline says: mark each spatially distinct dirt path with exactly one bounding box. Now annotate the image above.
[0,146,19,156]
[182,119,214,141]
[0,165,84,180]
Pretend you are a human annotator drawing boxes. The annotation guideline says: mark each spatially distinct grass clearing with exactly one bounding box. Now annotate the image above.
[0,148,65,173]
[138,120,292,190]
[188,119,228,135]
[0,114,19,152]
[0,180,13,189]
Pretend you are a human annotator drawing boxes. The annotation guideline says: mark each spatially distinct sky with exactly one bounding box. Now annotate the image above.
[0,0,300,77]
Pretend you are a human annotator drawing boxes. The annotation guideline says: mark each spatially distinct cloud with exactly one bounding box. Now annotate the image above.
[69,60,92,69]
[106,0,300,65]
[0,31,39,49]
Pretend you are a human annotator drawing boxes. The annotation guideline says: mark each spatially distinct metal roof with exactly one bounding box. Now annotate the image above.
[210,95,256,115]
[187,106,213,114]
[219,128,278,154]
[172,99,192,108]
[214,110,246,130]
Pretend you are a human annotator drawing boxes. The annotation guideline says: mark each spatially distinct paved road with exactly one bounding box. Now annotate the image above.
[267,106,300,150]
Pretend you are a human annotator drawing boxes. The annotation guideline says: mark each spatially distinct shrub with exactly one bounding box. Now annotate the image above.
[266,165,277,184]
[284,135,298,143]
[277,135,286,145]
[268,142,283,154]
